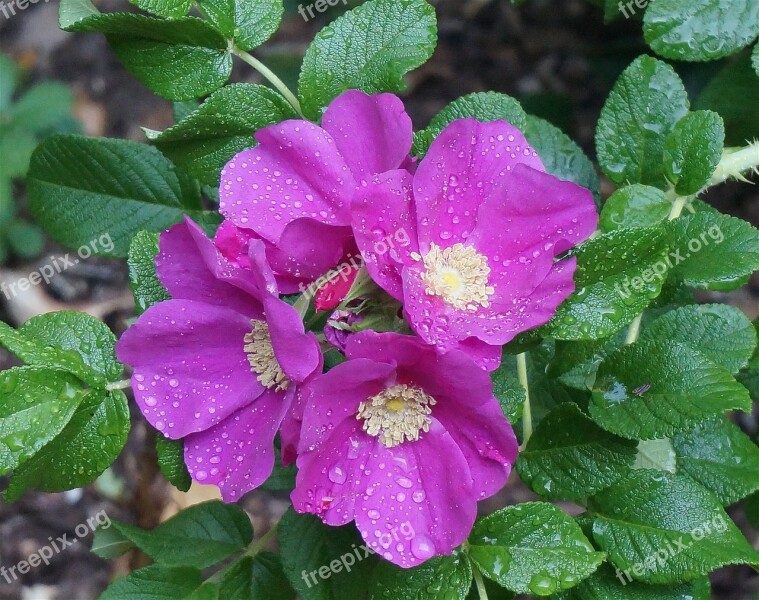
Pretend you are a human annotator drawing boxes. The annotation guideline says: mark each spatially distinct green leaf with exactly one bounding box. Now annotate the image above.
[663,111,724,195]
[91,525,136,559]
[516,403,636,502]
[0,367,85,475]
[643,0,759,62]
[0,55,19,110]
[596,56,689,188]
[504,343,588,431]
[6,389,130,500]
[6,220,44,259]
[10,82,74,133]
[27,134,218,257]
[59,0,99,29]
[63,13,231,101]
[18,310,124,383]
[128,0,192,18]
[413,92,526,157]
[279,509,375,600]
[491,362,526,423]
[639,304,756,374]
[599,185,671,233]
[197,0,283,51]
[632,439,677,474]
[672,417,759,506]
[219,553,295,600]
[128,231,170,314]
[0,126,38,178]
[109,501,253,569]
[590,339,751,440]
[522,115,600,203]
[152,83,296,184]
[547,338,621,390]
[156,436,192,492]
[0,321,101,389]
[370,552,472,600]
[664,211,759,290]
[98,564,204,600]
[540,226,670,341]
[588,470,759,583]
[557,566,711,600]
[695,54,759,145]
[468,502,604,596]
[298,0,437,120]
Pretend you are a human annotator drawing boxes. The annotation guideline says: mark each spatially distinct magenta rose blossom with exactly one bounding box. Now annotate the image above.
[291,331,518,568]
[116,217,322,502]
[219,89,413,293]
[351,118,598,370]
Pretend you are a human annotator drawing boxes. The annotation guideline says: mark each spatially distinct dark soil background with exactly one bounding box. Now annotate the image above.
[1,0,759,598]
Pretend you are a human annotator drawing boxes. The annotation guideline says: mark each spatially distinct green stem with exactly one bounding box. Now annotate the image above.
[667,194,688,221]
[625,313,643,345]
[245,523,279,558]
[105,379,131,391]
[473,566,489,600]
[517,352,532,450]
[231,46,304,117]
[708,142,759,187]
[207,522,280,584]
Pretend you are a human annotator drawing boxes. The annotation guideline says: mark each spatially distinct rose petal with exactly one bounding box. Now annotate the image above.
[116,300,264,438]
[184,387,291,502]
[322,90,413,180]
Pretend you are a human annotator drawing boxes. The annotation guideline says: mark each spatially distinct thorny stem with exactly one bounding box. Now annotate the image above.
[473,566,490,600]
[708,142,759,187]
[517,352,532,450]
[231,46,304,117]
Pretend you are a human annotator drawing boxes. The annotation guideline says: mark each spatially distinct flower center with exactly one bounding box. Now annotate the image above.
[417,243,494,310]
[357,384,436,448]
[244,320,289,391]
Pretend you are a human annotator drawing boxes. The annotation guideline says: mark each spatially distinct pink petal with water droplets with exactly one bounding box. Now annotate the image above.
[116,299,264,439]
[156,218,266,315]
[292,419,374,527]
[470,163,598,260]
[219,120,354,244]
[263,294,322,384]
[184,387,291,502]
[352,170,420,300]
[322,90,413,180]
[353,419,475,568]
[273,217,355,285]
[296,359,396,454]
[433,397,517,499]
[413,119,544,249]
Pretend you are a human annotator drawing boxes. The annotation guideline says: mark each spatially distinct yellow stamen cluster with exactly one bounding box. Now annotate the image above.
[357,384,436,448]
[244,320,289,391]
[418,243,494,310]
